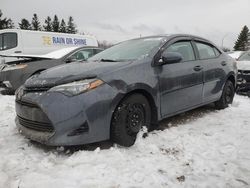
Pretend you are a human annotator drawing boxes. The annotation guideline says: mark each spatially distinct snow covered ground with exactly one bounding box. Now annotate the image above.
[0,94,250,188]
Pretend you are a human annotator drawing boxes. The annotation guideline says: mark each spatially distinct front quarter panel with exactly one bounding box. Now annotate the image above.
[100,58,160,121]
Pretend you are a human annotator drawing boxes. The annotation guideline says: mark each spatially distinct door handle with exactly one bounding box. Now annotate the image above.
[221,61,227,66]
[193,65,203,71]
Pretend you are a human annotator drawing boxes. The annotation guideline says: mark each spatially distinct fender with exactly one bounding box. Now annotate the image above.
[108,82,159,128]
[226,71,237,88]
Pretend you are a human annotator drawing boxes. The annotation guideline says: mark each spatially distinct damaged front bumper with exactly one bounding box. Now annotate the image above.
[15,84,118,146]
[0,68,24,94]
[237,70,250,96]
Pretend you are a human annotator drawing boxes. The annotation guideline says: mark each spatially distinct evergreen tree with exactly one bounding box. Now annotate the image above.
[6,18,14,29]
[52,15,60,32]
[43,16,52,31]
[31,14,41,30]
[19,19,31,30]
[0,10,15,29]
[66,16,77,34]
[98,40,113,49]
[59,19,67,33]
[221,47,231,52]
[234,25,249,51]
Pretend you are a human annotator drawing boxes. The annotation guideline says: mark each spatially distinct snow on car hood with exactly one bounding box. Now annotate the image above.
[25,61,132,88]
[2,47,79,60]
[42,47,79,59]
[236,60,250,71]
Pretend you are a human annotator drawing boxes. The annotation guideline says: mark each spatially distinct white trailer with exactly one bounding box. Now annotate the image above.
[0,29,98,63]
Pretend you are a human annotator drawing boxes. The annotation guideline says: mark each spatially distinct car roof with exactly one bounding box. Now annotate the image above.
[136,34,211,42]
[130,34,219,51]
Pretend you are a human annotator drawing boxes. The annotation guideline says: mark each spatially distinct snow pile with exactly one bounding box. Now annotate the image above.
[0,94,250,187]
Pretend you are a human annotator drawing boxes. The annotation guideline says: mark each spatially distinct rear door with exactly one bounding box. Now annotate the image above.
[193,40,225,102]
[158,39,203,117]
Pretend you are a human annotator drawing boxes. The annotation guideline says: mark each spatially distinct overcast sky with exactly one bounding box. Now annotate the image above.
[1,0,250,48]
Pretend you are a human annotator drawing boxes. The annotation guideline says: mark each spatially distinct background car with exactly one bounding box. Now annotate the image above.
[15,35,237,147]
[0,46,103,94]
[227,51,244,60]
[236,50,250,96]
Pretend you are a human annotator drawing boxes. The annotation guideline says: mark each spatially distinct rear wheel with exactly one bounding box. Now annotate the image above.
[215,80,235,109]
[111,94,151,147]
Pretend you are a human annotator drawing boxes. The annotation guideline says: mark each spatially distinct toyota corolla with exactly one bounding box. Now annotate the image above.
[15,34,237,147]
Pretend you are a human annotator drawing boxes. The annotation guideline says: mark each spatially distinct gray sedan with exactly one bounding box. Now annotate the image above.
[15,34,237,147]
[0,46,102,94]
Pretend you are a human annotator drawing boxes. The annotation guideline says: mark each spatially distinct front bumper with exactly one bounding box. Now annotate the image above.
[15,84,118,146]
[237,70,250,96]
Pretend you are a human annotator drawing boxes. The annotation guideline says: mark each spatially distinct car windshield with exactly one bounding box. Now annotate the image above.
[238,51,250,61]
[88,37,164,62]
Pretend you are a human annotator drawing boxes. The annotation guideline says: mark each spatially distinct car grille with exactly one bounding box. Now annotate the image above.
[24,87,50,93]
[17,116,54,132]
[239,70,250,75]
[16,100,54,132]
[16,100,38,108]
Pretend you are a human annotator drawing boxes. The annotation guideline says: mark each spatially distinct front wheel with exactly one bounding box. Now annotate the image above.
[215,80,235,109]
[111,94,151,147]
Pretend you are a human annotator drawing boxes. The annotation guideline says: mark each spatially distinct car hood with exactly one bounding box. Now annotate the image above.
[237,60,250,71]
[25,61,132,88]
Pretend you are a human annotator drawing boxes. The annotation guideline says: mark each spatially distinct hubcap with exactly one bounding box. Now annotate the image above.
[126,103,145,135]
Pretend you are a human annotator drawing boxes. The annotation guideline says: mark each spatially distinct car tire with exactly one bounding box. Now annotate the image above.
[215,80,235,109]
[111,94,151,147]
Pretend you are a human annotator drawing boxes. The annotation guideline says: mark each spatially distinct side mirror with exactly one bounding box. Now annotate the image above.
[157,51,183,66]
[65,57,76,63]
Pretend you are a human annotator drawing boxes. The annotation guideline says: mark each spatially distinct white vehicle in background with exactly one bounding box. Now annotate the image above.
[227,51,244,60]
[236,50,250,96]
[0,29,98,63]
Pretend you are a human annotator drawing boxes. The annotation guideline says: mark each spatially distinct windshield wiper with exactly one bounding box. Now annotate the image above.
[99,59,118,62]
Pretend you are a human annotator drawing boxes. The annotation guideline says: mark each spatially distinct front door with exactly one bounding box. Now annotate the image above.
[158,40,203,117]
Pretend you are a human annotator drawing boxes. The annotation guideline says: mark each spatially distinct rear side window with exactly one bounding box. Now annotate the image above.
[213,47,221,57]
[0,33,17,51]
[70,49,94,61]
[166,41,195,62]
[94,49,103,54]
[195,42,217,59]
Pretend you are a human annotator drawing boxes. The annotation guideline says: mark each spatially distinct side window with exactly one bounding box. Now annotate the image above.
[70,49,94,61]
[2,33,17,50]
[166,41,195,62]
[213,47,221,57]
[94,49,103,54]
[196,42,216,59]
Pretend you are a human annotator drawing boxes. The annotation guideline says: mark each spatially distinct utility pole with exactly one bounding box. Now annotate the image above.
[221,33,228,48]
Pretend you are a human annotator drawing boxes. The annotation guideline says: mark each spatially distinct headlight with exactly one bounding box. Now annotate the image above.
[2,64,27,72]
[49,79,104,96]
